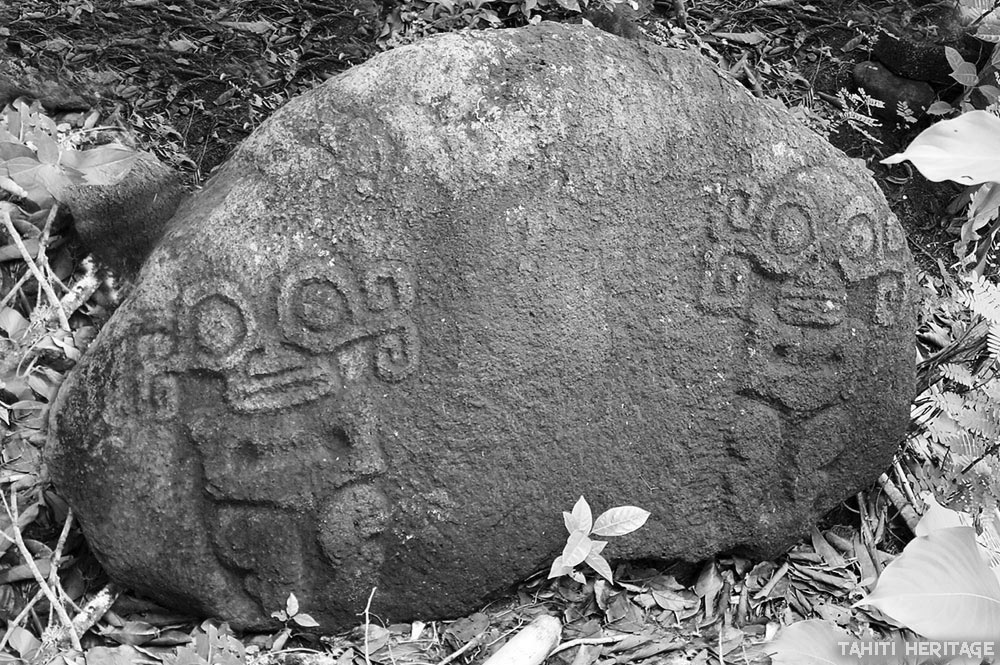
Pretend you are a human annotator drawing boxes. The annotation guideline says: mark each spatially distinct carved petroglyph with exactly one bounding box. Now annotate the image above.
[701,165,912,508]
[113,254,412,604]
[703,165,911,331]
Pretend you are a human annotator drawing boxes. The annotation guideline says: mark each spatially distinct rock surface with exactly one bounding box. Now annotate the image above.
[47,22,915,630]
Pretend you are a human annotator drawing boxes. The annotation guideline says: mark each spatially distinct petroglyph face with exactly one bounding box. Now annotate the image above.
[98,253,416,606]
[176,257,418,413]
[702,166,911,411]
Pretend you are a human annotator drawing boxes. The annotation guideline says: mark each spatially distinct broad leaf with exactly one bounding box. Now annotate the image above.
[0,307,28,341]
[5,624,40,659]
[592,506,650,537]
[0,141,34,161]
[946,47,979,86]
[293,613,320,628]
[31,132,60,165]
[585,551,613,582]
[881,111,1000,185]
[566,496,592,534]
[856,526,1000,640]
[767,620,886,665]
[60,145,138,185]
[286,592,299,616]
[969,181,1000,225]
[914,493,967,537]
[561,530,594,567]
[548,555,573,579]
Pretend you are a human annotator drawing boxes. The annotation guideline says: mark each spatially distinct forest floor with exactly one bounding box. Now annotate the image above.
[0,0,994,664]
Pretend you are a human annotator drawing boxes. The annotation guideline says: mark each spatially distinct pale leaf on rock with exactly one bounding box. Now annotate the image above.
[591,506,650,537]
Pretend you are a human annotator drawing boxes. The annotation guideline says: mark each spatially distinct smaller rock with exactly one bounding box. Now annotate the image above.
[852,61,936,124]
[873,29,990,87]
[63,151,186,279]
[584,0,653,40]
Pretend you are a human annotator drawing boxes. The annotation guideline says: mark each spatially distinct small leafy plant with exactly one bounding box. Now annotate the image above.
[548,496,650,584]
[0,98,138,211]
[270,592,320,650]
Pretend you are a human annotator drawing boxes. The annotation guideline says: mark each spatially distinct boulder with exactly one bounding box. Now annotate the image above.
[47,23,915,631]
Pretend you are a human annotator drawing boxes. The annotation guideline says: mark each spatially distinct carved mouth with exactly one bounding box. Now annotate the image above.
[777,285,844,327]
[229,365,342,412]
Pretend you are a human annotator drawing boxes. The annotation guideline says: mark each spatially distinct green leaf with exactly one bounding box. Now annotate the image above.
[881,111,1000,185]
[0,141,34,161]
[31,132,60,165]
[0,238,39,262]
[293,613,320,628]
[286,592,299,616]
[100,620,159,647]
[927,101,954,116]
[585,551,613,582]
[855,527,1000,640]
[564,496,592,534]
[0,307,28,341]
[915,494,968,537]
[591,506,650,537]
[60,145,138,185]
[547,554,574,579]
[946,46,979,86]
[5,624,40,659]
[561,530,594,567]
[766,620,867,665]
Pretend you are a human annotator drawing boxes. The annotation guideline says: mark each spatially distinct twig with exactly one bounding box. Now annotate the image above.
[0,270,32,311]
[437,631,489,665]
[363,587,376,665]
[70,583,121,638]
[0,588,45,652]
[878,473,920,533]
[753,561,788,601]
[0,490,80,651]
[548,634,629,657]
[892,459,920,511]
[0,204,69,330]
[32,583,122,665]
[856,491,883,574]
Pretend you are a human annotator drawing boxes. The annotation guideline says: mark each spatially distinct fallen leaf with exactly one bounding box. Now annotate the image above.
[218,20,274,34]
[711,31,768,45]
[168,38,197,52]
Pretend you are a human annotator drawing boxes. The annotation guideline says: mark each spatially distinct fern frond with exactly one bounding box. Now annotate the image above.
[940,363,977,388]
[962,275,1000,323]
[987,324,1000,361]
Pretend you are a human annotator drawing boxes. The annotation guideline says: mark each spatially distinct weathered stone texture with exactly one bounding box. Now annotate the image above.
[47,23,915,630]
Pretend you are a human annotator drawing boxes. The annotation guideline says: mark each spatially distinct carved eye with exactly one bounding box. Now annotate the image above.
[844,215,875,259]
[193,295,247,356]
[771,203,813,254]
[295,279,350,331]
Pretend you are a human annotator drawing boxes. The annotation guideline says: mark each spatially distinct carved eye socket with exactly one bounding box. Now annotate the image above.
[193,295,247,356]
[295,278,350,331]
[771,203,813,254]
[844,215,875,258]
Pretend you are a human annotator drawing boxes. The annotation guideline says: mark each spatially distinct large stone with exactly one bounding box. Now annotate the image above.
[47,23,915,631]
